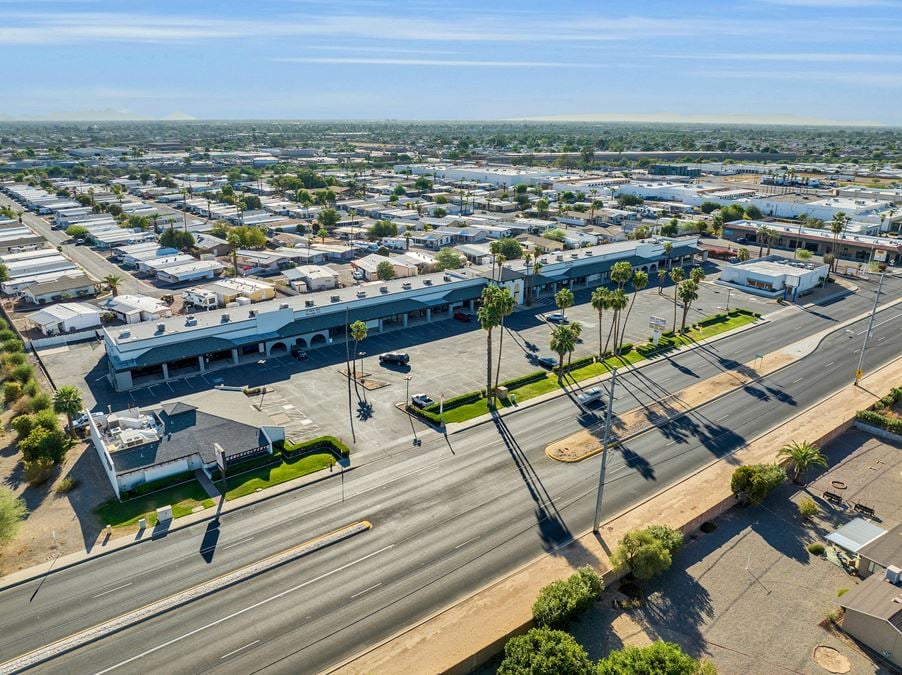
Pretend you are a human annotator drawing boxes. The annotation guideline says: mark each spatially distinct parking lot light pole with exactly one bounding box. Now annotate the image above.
[593,367,617,534]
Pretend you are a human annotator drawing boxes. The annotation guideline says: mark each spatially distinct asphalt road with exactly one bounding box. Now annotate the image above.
[0,194,164,298]
[1,275,899,674]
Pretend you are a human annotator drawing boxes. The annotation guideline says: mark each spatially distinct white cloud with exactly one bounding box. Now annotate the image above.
[273,56,595,68]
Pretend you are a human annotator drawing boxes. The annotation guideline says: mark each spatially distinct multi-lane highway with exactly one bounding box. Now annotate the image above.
[1,274,899,674]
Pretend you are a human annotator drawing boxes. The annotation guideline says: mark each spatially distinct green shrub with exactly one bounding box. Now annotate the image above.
[645,524,684,555]
[0,486,27,545]
[55,476,79,494]
[807,542,825,555]
[611,525,683,581]
[837,587,849,597]
[10,414,35,439]
[10,364,33,383]
[0,329,17,343]
[22,379,39,397]
[798,497,819,519]
[122,470,197,499]
[2,339,24,353]
[498,627,593,675]
[730,463,786,504]
[23,457,56,486]
[3,352,26,367]
[18,426,71,463]
[597,642,705,675]
[501,370,548,390]
[2,381,22,405]
[532,565,604,629]
[285,435,350,458]
[856,409,902,434]
[27,393,52,413]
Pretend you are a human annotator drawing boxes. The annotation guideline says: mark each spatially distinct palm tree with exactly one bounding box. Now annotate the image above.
[53,385,83,438]
[689,266,705,284]
[492,287,516,394]
[660,242,673,294]
[830,212,848,271]
[567,321,583,368]
[619,270,648,350]
[528,253,543,306]
[738,247,751,262]
[591,287,611,358]
[604,289,628,356]
[550,323,579,383]
[403,231,412,251]
[477,285,503,408]
[349,320,368,400]
[778,440,828,483]
[756,225,771,258]
[554,287,574,322]
[711,213,724,237]
[227,232,242,276]
[678,279,700,333]
[669,267,684,332]
[103,275,121,297]
[610,260,632,290]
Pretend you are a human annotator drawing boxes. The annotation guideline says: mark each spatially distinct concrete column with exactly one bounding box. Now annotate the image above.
[198,355,206,372]
[161,363,170,381]
[426,308,432,322]
[231,348,239,365]
[402,313,409,328]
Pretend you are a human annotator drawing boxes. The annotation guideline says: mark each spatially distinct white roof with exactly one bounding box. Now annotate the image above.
[106,294,168,314]
[29,302,100,325]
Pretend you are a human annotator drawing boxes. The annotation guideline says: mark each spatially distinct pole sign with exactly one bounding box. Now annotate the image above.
[649,315,667,330]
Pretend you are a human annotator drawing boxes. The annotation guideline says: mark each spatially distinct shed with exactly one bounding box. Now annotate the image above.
[826,518,887,554]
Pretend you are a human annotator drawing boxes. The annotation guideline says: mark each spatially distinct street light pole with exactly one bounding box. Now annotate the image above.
[593,367,617,533]
[855,271,885,385]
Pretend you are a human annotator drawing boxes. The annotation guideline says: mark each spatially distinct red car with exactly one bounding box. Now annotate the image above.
[453,312,473,322]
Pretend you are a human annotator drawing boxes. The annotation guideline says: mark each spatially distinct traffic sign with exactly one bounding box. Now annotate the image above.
[855,369,863,381]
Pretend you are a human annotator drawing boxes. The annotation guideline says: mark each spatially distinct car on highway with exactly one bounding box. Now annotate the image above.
[379,352,410,365]
[537,356,557,369]
[576,387,603,406]
[453,311,473,322]
[545,312,568,324]
[410,393,435,408]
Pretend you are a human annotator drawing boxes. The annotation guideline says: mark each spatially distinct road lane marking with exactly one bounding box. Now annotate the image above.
[791,377,803,384]
[350,583,382,599]
[716,414,729,422]
[454,536,480,550]
[223,537,255,550]
[91,583,132,599]
[4,522,378,673]
[93,542,393,674]
[220,640,259,660]
[824,362,834,367]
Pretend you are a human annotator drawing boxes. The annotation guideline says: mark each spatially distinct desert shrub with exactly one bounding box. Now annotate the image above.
[18,426,71,463]
[10,414,35,439]
[22,379,39,397]
[10,364,33,383]
[2,381,22,405]
[55,476,79,494]
[3,352,26,367]
[0,329,17,343]
[837,588,849,597]
[532,565,604,629]
[612,525,684,581]
[0,486,27,545]
[27,393,52,413]
[798,497,819,518]
[23,457,56,486]
[807,542,825,555]
[1,339,24,353]
[730,463,786,504]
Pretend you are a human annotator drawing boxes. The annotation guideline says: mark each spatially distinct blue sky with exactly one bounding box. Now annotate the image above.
[2,0,902,124]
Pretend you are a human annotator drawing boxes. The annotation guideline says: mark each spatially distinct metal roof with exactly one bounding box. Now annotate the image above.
[826,517,887,554]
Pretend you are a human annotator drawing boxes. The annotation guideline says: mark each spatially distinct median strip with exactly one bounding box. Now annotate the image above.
[0,520,373,673]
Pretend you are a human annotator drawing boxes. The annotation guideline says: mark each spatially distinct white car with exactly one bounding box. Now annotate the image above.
[410,394,435,409]
[576,387,603,406]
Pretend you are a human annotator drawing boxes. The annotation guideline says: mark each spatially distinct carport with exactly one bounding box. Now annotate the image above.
[825,518,887,555]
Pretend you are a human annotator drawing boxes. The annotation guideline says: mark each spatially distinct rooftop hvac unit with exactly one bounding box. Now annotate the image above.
[556,254,564,261]
[330,296,340,303]
[221,313,230,323]
[423,279,432,285]
[156,323,165,333]
[570,252,578,259]
[248,309,257,318]
[886,565,902,585]
[185,316,197,326]
[306,299,315,307]
[279,302,289,309]
[118,329,131,339]
[356,290,366,298]
[379,286,389,293]
[443,274,451,281]
[402,282,412,289]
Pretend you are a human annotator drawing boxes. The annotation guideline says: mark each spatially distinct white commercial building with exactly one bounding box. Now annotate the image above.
[718,256,828,300]
[27,302,101,336]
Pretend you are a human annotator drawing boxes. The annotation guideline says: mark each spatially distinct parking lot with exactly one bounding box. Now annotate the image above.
[40,274,773,453]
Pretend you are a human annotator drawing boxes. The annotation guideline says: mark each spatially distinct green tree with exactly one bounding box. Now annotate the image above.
[597,642,708,675]
[0,263,8,283]
[536,198,550,218]
[617,193,643,207]
[678,279,699,333]
[368,220,398,240]
[495,237,523,260]
[660,218,679,237]
[433,207,447,218]
[413,176,432,191]
[611,525,680,581]
[103,275,121,297]
[660,241,673,294]
[745,204,763,220]
[669,267,684,333]
[591,287,611,359]
[0,486,27,546]
[756,225,773,258]
[532,566,603,629]
[18,425,71,464]
[689,266,705,284]
[554,287,574,322]
[435,247,463,271]
[618,269,648,351]
[317,207,340,230]
[349,320,368,399]
[795,248,812,261]
[738,247,751,262]
[778,440,828,482]
[227,231,242,275]
[498,628,593,675]
[730,463,786,505]
[317,227,329,244]
[550,322,580,382]
[478,285,504,407]
[376,260,395,281]
[66,225,89,239]
[159,228,195,251]
[53,385,83,437]
[700,201,720,214]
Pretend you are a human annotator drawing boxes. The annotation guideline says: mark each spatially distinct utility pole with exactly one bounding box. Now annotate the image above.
[593,368,617,533]
[345,306,356,442]
[855,271,885,385]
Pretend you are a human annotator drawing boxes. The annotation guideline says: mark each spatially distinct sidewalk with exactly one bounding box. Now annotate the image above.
[332,356,902,675]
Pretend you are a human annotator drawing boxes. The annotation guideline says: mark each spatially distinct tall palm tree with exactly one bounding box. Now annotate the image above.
[619,270,648,350]
[493,287,516,394]
[660,241,673,294]
[756,225,771,258]
[349,320,368,400]
[53,385,83,438]
[529,253,543,306]
[103,275,122,297]
[669,267,684,332]
[550,323,579,383]
[477,285,503,408]
[604,288,628,356]
[830,211,848,271]
[554,287,574,322]
[227,232,242,276]
[610,260,632,291]
[678,279,700,334]
[778,440,828,482]
[690,266,705,284]
[591,287,611,358]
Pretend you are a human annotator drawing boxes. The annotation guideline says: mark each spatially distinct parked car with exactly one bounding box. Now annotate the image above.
[537,356,557,370]
[545,312,568,324]
[576,387,603,406]
[72,411,104,430]
[410,393,434,408]
[379,352,410,365]
[453,311,473,322]
[291,348,308,361]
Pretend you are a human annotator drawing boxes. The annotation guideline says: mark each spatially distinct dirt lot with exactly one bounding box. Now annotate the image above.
[0,411,114,577]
